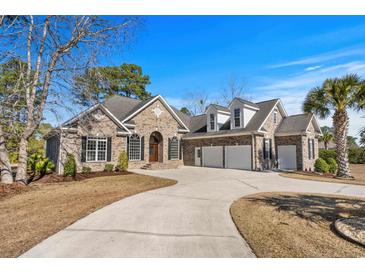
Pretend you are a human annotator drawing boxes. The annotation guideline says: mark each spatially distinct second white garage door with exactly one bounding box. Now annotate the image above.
[202,146,223,168]
[225,145,251,170]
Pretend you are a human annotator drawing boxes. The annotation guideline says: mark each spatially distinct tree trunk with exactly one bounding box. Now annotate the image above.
[324,141,328,150]
[333,110,352,178]
[15,137,29,184]
[0,124,14,184]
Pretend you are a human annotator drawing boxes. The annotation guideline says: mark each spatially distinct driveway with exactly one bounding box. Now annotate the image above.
[21,166,365,258]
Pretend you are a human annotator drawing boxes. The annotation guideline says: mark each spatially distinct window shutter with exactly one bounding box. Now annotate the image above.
[127,136,130,159]
[168,138,171,160]
[107,137,112,162]
[308,139,311,159]
[312,139,315,159]
[269,139,272,159]
[263,139,267,159]
[179,139,182,160]
[140,136,144,160]
[81,136,87,162]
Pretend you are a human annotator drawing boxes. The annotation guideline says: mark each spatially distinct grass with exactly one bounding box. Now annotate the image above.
[0,174,176,258]
[279,164,365,186]
[231,192,365,258]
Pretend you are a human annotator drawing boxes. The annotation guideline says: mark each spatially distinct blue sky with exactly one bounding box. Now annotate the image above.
[48,16,365,138]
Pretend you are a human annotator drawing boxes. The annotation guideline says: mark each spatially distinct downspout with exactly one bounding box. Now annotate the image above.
[251,133,256,171]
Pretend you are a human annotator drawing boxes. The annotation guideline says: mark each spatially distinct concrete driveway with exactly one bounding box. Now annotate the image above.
[21,166,365,258]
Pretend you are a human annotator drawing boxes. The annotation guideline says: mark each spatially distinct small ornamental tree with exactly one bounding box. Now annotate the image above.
[117,151,128,171]
[64,154,76,177]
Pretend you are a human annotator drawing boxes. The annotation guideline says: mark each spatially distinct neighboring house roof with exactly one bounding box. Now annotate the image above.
[276,113,321,135]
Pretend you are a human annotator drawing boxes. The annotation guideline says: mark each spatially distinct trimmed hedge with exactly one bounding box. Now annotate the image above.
[82,166,92,174]
[326,158,338,174]
[320,148,365,164]
[314,158,330,173]
[104,164,114,172]
[319,150,337,163]
[64,154,77,177]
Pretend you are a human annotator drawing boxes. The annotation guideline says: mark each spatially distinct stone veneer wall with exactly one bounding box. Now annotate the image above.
[301,122,319,171]
[127,98,184,169]
[58,108,126,174]
[182,135,252,167]
[275,135,304,170]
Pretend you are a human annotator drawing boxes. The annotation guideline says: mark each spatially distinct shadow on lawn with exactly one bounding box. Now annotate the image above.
[246,194,365,224]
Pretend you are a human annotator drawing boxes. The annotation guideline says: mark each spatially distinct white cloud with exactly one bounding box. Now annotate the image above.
[268,46,365,69]
[305,65,322,71]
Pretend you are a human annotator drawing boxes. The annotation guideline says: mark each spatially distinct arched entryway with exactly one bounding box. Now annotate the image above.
[149,131,163,162]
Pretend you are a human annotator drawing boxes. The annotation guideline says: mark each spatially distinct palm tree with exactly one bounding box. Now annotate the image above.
[319,130,333,150]
[303,74,365,178]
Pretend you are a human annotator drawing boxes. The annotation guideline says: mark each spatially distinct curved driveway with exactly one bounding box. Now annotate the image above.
[21,166,365,257]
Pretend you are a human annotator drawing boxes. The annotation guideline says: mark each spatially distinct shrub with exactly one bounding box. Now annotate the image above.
[82,166,92,174]
[326,158,338,174]
[314,158,330,173]
[104,163,114,172]
[319,150,337,163]
[348,147,365,164]
[117,151,128,171]
[64,154,77,177]
[27,153,55,177]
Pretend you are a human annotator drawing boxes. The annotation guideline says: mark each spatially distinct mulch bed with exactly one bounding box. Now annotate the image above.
[34,170,133,184]
[0,183,30,200]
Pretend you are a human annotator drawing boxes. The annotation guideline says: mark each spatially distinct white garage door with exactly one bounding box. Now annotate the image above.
[278,145,297,170]
[202,146,223,168]
[225,145,251,170]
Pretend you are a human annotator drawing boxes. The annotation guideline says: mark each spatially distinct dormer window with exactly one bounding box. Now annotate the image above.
[273,110,278,124]
[210,113,215,130]
[234,108,240,127]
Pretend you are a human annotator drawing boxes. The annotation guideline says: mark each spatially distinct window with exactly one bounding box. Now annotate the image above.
[308,138,315,159]
[210,114,215,130]
[86,137,107,162]
[169,137,179,160]
[273,110,278,124]
[263,138,272,160]
[234,108,240,127]
[129,134,141,161]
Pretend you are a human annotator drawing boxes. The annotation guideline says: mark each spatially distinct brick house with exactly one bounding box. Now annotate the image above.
[45,95,322,174]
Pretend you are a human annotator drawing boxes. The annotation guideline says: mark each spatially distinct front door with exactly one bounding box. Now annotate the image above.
[149,144,158,162]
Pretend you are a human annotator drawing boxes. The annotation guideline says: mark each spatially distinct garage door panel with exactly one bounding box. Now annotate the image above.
[278,145,297,170]
[202,146,223,168]
[225,145,251,170]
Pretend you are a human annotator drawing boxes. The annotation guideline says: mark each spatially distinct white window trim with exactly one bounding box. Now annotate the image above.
[209,113,215,131]
[129,134,142,161]
[86,137,107,162]
[170,137,180,160]
[273,109,278,124]
[233,108,241,128]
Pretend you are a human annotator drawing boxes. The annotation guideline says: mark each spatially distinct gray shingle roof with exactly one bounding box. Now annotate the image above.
[244,99,279,131]
[208,104,230,113]
[233,97,260,109]
[102,95,141,121]
[188,114,207,133]
[276,113,313,134]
